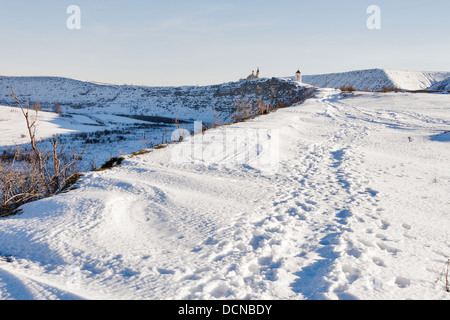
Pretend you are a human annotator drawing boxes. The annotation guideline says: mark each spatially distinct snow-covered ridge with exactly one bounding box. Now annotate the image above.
[1,69,446,124]
[0,76,307,123]
[428,77,450,91]
[384,70,450,91]
[302,69,450,91]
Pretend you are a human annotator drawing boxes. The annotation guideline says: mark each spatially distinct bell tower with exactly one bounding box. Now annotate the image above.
[295,70,302,83]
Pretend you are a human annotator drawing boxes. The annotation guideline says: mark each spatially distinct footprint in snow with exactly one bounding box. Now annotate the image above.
[402,223,411,230]
[157,268,175,275]
[380,220,390,230]
[372,256,386,267]
[395,277,411,288]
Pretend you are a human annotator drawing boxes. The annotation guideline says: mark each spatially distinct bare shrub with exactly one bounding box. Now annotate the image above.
[255,101,270,115]
[0,87,86,217]
[340,85,356,92]
[436,259,450,293]
[292,87,317,105]
[231,89,317,123]
[0,147,43,215]
[95,157,125,172]
[231,99,279,122]
[32,102,42,112]
[53,104,63,115]
[380,86,400,93]
[231,98,256,122]
[209,110,222,129]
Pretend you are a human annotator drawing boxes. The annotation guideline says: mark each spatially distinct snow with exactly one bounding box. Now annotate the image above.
[0,105,110,147]
[428,78,450,92]
[0,104,170,170]
[384,70,450,91]
[0,76,305,124]
[0,76,309,169]
[431,131,450,142]
[302,69,450,91]
[1,88,449,300]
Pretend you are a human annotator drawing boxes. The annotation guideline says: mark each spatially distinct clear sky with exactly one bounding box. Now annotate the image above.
[0,0,449,86]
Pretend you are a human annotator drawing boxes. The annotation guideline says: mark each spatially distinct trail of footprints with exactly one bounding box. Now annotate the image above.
[176,93,422,299]
[181,149,414,298]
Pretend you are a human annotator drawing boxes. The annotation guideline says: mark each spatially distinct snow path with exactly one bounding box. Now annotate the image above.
[1,89,449,300]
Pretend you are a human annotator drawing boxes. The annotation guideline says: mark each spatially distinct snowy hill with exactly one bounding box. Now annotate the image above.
[302,69,450,91]
[1,89,449,300]
[428,77,450,91]
[0,76,312,179]
[384,70,450,91]
[1,69,447,123]
[0,76,307,123]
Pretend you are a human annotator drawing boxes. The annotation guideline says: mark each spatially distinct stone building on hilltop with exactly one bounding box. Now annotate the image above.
[241,67,261,81]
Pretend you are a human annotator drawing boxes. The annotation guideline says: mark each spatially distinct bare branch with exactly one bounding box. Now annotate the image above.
[1,89,85,216]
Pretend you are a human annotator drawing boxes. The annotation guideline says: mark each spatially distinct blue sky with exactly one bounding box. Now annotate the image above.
[0,0,449,86]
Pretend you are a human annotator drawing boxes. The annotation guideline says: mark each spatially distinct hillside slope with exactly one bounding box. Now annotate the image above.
[384,70,450,91]
[0,77,307,123]
[302,69,450,91]
[428,77,450,91]
[1,90,449,300]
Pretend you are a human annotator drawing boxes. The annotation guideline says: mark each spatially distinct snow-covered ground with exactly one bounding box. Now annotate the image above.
[0,105,151,147]
[0,105,179,170]
[1,88,449,300]
[302,69,450,91]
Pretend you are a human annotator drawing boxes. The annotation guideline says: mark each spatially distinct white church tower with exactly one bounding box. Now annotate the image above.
[295,70,302,83]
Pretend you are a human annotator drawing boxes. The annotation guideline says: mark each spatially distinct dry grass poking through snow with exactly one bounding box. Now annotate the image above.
[0,88,85,217]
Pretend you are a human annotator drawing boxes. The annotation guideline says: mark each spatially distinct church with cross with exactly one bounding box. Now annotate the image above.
[240,67,302,83]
